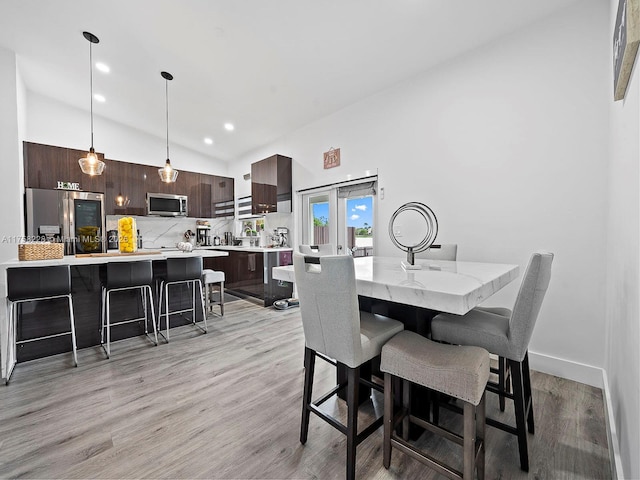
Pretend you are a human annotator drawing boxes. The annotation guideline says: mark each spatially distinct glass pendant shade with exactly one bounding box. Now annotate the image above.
[80,31,105,176]
[115,191,130,207]
[158,71,178,183]
[78,147,105,175]
[159,159,179,183]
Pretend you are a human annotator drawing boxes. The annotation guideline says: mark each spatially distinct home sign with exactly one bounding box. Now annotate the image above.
[56,181,81,191]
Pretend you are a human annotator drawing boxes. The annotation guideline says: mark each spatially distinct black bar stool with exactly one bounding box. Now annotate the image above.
[157,256,207,342]
[101,260,158,358]
[5,265,77,384]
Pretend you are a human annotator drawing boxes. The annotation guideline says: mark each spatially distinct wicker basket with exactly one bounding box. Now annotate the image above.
[18,242,64,261]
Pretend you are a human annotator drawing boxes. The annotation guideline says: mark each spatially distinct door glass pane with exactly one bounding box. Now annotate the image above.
[344,195,374,257]
[309,194,330,245]
[74,199,102,253]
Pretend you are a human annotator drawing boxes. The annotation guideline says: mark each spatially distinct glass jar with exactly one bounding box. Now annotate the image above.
[117,217,137,253]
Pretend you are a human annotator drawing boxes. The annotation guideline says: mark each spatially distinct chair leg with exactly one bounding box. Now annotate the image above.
[220,281,225,316]
[164,282,170,342]
[346,366,360,480]
[146,285,159,346]
[105,290,111,359]
[402,379,410,441]
[300,347,315,444]
[463,401,477,479]
[498,356,506,412]
[5,301,15,385]
[67,295,78,367]
[509,359,529,472]
[197,280,208,333]
[477,393,486,480]
[522,352,535,434]
[383,372,393,469]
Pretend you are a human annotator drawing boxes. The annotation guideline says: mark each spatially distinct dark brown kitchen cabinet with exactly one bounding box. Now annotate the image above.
[251,154,292,215]
[212,175,235,218]
[204,250,263,300]
[24,142,106,193]
[25,141,233,219]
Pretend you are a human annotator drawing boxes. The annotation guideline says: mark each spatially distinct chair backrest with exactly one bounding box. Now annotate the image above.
[106,260,153,289]
[416,244,458,261]
[293,252,362,367]
[298,244,336,256]
[508,251,554,360]
[166,256,203,282]
[7,265,71,301]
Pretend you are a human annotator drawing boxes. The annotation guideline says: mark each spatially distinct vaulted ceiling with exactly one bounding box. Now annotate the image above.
[0,0,579,162]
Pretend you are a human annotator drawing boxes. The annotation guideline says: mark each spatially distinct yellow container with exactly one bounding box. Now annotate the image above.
[117,217,137,253]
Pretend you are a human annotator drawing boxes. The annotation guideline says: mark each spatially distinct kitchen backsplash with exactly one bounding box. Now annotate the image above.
[106,215,233,249]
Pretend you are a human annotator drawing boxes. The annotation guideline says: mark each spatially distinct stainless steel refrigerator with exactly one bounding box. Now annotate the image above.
[25,188,106,255]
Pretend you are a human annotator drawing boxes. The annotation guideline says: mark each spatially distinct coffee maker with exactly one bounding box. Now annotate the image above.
[276,227,289,247]
[196,225,211,246]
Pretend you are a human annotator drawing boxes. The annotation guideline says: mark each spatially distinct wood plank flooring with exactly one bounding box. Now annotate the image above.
[0,297,611,479]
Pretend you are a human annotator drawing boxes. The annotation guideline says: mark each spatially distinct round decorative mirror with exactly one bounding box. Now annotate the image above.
[388,202,438,269]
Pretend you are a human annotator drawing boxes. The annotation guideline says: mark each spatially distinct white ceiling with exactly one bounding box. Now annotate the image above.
[0,0,578,163]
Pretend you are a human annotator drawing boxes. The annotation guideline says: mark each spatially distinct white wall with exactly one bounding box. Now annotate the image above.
[0,47,26,262]
[26,92,229,176]
[606,1,640,478]
[231,0,610,382]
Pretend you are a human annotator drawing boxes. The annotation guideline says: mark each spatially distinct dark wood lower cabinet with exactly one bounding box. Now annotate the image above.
[204,250,292,307]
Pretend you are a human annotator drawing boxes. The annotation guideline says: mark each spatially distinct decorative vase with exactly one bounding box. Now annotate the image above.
[118,217,137,253]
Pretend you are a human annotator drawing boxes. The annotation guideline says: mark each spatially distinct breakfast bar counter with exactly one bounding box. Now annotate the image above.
[0,249,229,381]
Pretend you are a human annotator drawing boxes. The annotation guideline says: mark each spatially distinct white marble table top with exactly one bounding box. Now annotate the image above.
[273,256,519,315]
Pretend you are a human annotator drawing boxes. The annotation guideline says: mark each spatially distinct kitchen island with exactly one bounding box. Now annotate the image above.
[0,249,228,381]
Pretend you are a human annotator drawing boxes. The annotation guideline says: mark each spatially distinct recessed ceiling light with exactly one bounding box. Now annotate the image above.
[204,137,214,145]
[94,93,106,102]
[95,62,110,73]
[224,123,235,131]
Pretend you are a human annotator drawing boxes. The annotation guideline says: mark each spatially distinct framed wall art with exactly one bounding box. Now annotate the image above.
[614,0,640,101]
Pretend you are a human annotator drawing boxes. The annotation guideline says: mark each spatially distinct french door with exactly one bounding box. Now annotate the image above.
[299,177,377,256]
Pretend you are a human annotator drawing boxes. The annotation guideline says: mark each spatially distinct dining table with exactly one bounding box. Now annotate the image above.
[272,255,519,315]
[273,255,520,418]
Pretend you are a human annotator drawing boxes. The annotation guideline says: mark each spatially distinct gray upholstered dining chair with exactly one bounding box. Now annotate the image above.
[430,251,554,472]
[298,244,336,256]
[381,331,490,479]
[416,243,458,261]
[294,253,404,480]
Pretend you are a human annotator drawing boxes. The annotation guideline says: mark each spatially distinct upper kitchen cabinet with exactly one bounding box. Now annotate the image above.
[251,154,292,215]
[24,142,106,193]
[212,175,235,219]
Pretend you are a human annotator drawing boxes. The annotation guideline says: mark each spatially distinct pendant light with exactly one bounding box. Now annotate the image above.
[159,71,178,183]
[115,192,130,207]
[78,31,106,176]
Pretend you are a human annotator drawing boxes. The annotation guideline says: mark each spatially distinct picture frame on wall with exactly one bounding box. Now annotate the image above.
[614,0,640,101]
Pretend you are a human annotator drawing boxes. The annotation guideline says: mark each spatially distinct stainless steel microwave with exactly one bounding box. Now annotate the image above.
[146,193,188,216]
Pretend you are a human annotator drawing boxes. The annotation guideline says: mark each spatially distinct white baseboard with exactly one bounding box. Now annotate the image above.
[528,350,603,388]
[528,350,622,479]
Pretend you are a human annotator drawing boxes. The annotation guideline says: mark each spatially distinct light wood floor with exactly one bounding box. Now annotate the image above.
[0,297,611,479]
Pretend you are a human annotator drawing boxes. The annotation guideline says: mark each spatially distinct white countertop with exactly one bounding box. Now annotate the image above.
[1,248,229,268]
[204,246,293,253]
[273,256,519,315]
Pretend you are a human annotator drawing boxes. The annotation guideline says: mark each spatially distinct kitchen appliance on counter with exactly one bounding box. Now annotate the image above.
[107,229,118,250]
[276,227,289,247]
[196,225,211,246]
[224,231,233,246]
[146,192,188,216]
[25,188,106,255]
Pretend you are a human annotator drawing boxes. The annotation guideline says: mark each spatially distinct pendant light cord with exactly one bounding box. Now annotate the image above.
[89,39,94,150]
[165,78,170,160]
